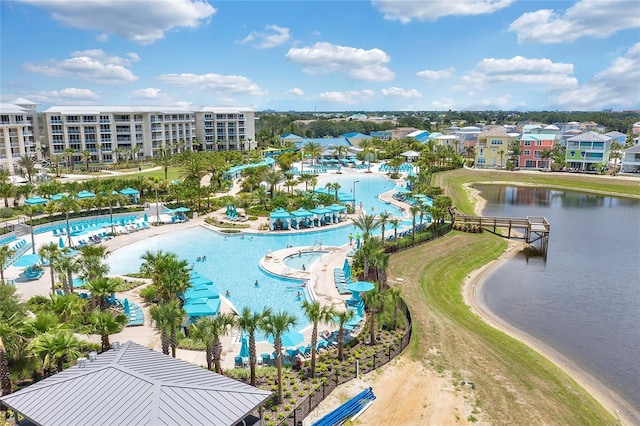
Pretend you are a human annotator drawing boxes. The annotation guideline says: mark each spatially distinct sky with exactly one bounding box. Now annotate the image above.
[1,0,639,112]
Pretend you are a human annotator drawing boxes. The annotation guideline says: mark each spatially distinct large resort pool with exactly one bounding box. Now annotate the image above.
[107,173,410,335]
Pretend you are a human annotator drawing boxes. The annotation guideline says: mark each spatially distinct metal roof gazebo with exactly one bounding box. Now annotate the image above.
[0,341,271,426]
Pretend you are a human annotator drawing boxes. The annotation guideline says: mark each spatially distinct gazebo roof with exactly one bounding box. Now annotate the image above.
[0,341,270,426]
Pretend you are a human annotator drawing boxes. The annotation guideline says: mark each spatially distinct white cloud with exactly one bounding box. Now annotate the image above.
[238,25,291,49]
[130,88,172,103]
[551,42,640,109]
[158,73,268,96]
[462,56,577,88]
[509,0,640,44]
[416,67,455,80]
[286,42,394,82]
[18,0,216,44]
[381,87,422,99]
[26,88,101,104]
[23,50,138,84]
[373,0,514,23]
[430,98,457,110]
[463,95,526,110]
[314,90,375,105]
[96,33,109,42]
[286,88,304,96]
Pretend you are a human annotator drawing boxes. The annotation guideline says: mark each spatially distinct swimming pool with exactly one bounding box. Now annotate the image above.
[283,251,328,271]
[107,173,412,335]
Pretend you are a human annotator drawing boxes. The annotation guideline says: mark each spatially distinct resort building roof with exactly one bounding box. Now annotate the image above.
[0,341,271,426]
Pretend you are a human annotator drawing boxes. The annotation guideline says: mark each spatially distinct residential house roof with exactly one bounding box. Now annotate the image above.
[566,131,611,142]
[0,341,271,426]
[623,144,640,154]
[604,131,626,138]
[520,134,557,141]
[9,97,38,105]
[340,132,370,139]
[294,137,352,148]
[0,103,28,114]
[478,125,509,138]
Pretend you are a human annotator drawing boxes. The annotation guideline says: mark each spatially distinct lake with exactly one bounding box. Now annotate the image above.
[476,185,640,418]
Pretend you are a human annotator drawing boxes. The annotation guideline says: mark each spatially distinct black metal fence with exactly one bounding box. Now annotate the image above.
[384,222,453,254]
[279,299,413,425]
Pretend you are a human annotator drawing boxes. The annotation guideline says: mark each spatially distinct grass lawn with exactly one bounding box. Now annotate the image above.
[388,231,617,425]
[435,168,640,215]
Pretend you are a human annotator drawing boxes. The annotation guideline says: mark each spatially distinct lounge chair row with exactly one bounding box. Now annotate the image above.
[0,235,17,246]
[334,268,352,294]
[5,240,33,267]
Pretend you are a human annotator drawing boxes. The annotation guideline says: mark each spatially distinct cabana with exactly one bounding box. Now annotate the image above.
[183,298,221,321]
[310,206,333,226]
[400,150,420,162]
[0,341,270,426]
[290,208,314,229]
[269,208,291,231]
[327,203,347,222]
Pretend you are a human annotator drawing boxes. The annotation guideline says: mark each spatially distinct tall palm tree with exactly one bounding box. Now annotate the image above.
[330,309,355,361]
[261,311,297,404]
[155,148,174,180]
[262,170,283,199]
[301,301,335,378]
[64,148,76,171]
[28,331,82,375]
[363,284,382,345]
[55,196,81,248]
[303,141,321,166]
[378,211,391,243]
[387,288,403,330]
[150,301,183,356]
[50,153,65,177]
[237,307,272,386]
[352,212,382,243]
[0,245,15,284]
[54,253,80,294]
[389,218,400,242]
[410,205,420,243]
[17,154,36,182]
[0,182,15,208]
[190,313,236,373]
[38,243,61,294]
[84,309,127,352]
[359,138,374,173]
[48,293,86,323]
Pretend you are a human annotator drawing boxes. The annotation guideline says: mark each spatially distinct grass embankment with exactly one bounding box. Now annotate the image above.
[434,168,640,215]
[388,231,617,424]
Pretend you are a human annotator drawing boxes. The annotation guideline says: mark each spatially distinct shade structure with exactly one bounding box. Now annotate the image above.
[268,331,304,348]
[76,190,95,199]
[162,208,176,214]
[174,206,190,213]
[327,203,347,212]
[50,193,69,201]
[190,276,214,287]
[238,336,250,358]
[58,237,64,248]
[143,213,148,222]
[394,186,411,194]
[24,196,48,205]
[269,208,290,219]
[347,281,375,292]
[13,254,41,268]
[123,298,130,315]
[290,208,313,218]
[413,194,427,199]
[183,298,221,318]
[184,285,219,301]
[120,187,140,196]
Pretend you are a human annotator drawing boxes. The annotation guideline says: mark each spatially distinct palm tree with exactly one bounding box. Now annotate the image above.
[237,307,271,386]
[50,153,65,177]
[390,218,400,243]
[82,150,92,170]
[262,170,283,199]
[301,301,335,379]
[189,316,216,370]
[64,148,76,171]
[84,278,119,310]
[38,243,61,294]
[540,148,553,171]
[84,309,127,352]
[28,331,82,375]
[352,212,382,243]
[331,309,355,361]
[17,154,36,182]
[0,245,15,284]
[150,301,183,356]
[261,311,297,404]
[56,196,81,248]
[409,205,420,243]
[54,253,80,294]
[363,284,382,345]
[178,151,206,184]
[303,141,321,166]
[155,148,174,180]
[378,211,391,243]
[0,181,15,208]
[190,313,236,373]
[387,288,403,330]
[48,293,86,323]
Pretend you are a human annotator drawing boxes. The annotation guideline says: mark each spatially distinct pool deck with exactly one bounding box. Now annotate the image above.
[7,164,412,371]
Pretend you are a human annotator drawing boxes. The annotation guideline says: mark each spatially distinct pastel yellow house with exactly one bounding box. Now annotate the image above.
[474,125,518,168]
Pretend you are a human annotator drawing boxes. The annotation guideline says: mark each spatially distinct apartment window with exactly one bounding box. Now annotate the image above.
[100,115,110,122]
[0,115,9,124]
[14,116,24,123]
[523,150,531,156]
[536,141,542,146]
[491,139,502,145]
[477,158,486,164]
[50,115,62,124]
[66,115,80,123]
[524,141,531,146]
[83,115,96,122]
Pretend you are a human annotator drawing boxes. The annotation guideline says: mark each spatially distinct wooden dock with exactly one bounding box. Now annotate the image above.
[455,215,550,252]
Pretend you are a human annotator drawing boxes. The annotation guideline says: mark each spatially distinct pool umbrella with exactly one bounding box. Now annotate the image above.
[58,237,64,248]
[174,206,190,212]
[50,193,69,201]
[120,187,139,196]
[343,258,352,279]
[123,298,130,316]
[24,196,48,205]
[238,335,250,358]
[143,213,148,222]
[347,281,375,292]
[269,331,304,348]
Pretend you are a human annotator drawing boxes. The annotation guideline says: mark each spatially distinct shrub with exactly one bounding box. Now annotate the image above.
[139,285,157,303]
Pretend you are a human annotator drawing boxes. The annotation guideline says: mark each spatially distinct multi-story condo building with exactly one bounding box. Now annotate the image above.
[194,107,256,152]
[519,133,557,169]
[42,106,256,165]
[565,131,611,170]
[0,100,38,175]
[474,125,519,168]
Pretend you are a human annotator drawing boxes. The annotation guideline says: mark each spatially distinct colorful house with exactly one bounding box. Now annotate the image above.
[474,126,518,168]
[565,132,612,171]
[519,133,557,169]
[620,145,640,173]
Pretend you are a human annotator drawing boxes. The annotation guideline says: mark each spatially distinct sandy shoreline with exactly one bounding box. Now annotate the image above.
[462,185,639,425]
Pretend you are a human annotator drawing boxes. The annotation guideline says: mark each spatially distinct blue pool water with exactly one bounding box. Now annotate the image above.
[108,173,412,335]
[283,251,328,270]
